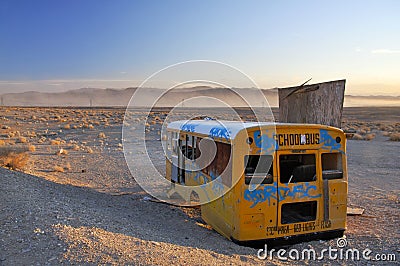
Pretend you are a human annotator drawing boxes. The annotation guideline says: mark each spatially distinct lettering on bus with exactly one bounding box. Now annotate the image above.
[244,182,321,208]
[268,222,320,236]
[275,133,320,147]
[266,225,289,235]
[293,222,316,233]
[320,220,332,229]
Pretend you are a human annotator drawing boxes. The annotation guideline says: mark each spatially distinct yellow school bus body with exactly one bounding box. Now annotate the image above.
[166,120,347,244]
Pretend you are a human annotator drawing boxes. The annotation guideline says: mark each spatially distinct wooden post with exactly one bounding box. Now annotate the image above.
[278,80,345,128]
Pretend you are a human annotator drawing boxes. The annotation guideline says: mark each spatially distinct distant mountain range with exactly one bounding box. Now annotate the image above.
[0,87,399,107]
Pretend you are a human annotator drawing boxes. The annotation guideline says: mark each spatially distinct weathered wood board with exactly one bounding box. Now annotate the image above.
[278,80,346,128]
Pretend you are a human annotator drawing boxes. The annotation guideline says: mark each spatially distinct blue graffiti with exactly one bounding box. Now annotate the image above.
[209,127,231,140]
[244,184,277,207]
[253,130,278,153]
[181,123,198,132]
[212,178,225,195]
[244,182,321,208]
[320,129,341,152]
[193,171,208,185]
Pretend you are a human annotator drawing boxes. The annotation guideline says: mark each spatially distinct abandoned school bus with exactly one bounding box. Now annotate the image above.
[166,119,347,244]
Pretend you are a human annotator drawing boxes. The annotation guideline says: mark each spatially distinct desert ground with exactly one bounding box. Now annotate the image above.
[0,106,399,265]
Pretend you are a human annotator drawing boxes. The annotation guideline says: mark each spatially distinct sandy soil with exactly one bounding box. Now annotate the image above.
[0,107,399,265]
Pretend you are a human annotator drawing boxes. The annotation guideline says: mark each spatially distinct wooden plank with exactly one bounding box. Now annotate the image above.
[278,80,346,128]
[347,207,365,216]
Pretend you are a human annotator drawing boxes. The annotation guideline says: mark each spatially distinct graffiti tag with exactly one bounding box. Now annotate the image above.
[244,182,321,208]
[320,129,341,152]
[209,127,230,140]
[181,123,198,132]
[253,130,278,154]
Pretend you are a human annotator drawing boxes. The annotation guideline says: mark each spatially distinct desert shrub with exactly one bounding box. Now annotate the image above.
[389,133,400,141]
[18,136,28,143]
[55,148,68,156]
[0,139,5,146]
[53,165,64,172]
[28,145,36,152]
[364,133,376,141]
[71,144,80,151]
[0,145,30,170]
[98,132,106,138]
[351,133,364,140]
[2,153,29,170]
[50,139,62,145]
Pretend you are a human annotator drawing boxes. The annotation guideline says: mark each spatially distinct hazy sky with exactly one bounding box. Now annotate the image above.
[0,0,399,95]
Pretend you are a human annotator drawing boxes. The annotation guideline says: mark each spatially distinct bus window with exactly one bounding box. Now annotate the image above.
[279,154,316,183]
[322,153,343,180]
[172,132,179,156]
[244,155,273,184]
[281,201,317,224]
[201,141,231,181]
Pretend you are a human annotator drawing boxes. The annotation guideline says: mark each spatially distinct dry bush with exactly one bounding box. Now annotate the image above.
[53,165,64,172]
[98,132,106,138]
[64,124,71,130]
[86,147,94,154]
[1,153,29,170]
[50,139,61,145]
[352,133,364,140]
[0,145,30,170]
[71,144,80,151]
[364,133,376,141]
[0,139,5,146]
[55,148,68,156]
[389,133,400,141]
[26,131,37,138]
[28,145,36,152]
[18,136,28,143]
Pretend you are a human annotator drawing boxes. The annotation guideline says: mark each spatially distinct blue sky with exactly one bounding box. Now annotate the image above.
[0,0,399,95]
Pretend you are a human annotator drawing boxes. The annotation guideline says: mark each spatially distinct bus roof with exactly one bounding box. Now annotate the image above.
[167,119,340,140]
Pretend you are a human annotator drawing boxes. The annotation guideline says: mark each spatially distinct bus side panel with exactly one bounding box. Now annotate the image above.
[200,150,237,240]
[201,190,235,240]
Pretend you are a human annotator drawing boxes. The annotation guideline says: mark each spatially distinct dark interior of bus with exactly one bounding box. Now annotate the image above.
[244,155,273,184]
[281,201,317,224]
[279,154,316,183]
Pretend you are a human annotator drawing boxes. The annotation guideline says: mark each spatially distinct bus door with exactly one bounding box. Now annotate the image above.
[276,150,322,236]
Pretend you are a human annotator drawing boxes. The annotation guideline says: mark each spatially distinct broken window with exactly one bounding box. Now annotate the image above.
[281,201,317,224]
[171,132,179,156]
[244,155,273,184]
[279,154,316,183]
[322,153,343,180]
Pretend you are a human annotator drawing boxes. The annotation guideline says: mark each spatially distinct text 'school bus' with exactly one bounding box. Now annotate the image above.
[165,119,347,245]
